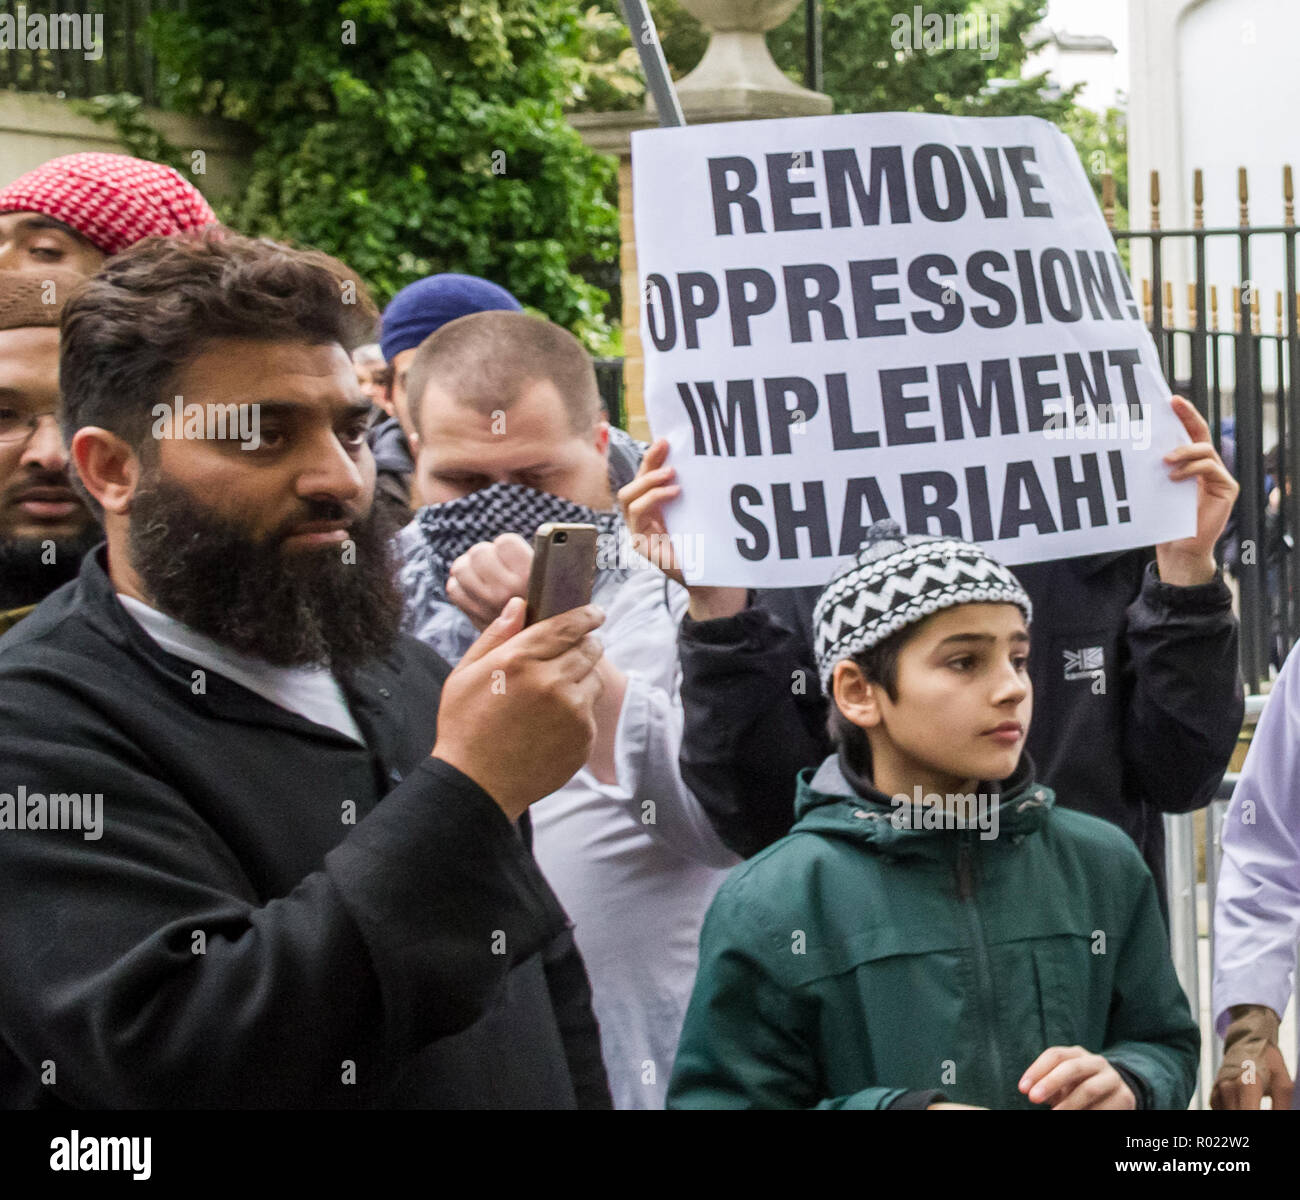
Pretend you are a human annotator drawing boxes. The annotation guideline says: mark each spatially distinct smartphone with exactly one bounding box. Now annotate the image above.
[524,523,598,627]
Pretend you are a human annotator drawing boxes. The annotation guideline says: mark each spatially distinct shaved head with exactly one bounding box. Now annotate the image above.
[404,311,601,438]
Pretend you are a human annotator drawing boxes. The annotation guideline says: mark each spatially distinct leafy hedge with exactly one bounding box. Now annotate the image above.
[141,0,619,347]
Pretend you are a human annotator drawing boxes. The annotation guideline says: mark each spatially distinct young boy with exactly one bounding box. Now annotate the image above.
[667,521,1200,1110]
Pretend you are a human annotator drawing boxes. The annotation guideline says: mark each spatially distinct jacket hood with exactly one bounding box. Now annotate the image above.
[791,750,1053,858]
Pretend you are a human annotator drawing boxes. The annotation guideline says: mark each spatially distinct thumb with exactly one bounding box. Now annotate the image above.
[457,595,526,667]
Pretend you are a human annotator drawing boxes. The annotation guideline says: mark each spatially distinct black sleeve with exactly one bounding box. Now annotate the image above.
[1111,1064,1151,1110]
[0,747,569,1108]
[540,926,613,1110]
[888,1089,949,1109]
[1122,561,1244,814]
[677,600,831,858]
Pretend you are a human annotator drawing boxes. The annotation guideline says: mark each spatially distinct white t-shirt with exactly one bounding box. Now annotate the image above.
[117,593,364,745]
[525,568,738,1109]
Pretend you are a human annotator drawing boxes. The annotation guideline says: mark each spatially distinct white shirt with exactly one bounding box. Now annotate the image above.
[1212,640,1300,1034]
[117,594,364,745]
[527,568,738,1109]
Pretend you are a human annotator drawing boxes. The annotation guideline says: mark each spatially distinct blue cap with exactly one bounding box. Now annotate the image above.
[380,273,522,363]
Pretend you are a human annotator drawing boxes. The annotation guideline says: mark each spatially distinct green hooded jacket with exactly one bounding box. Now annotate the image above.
[667,753,1200,1110]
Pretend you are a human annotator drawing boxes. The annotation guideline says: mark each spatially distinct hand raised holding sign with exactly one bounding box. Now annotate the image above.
[618,439,683,584]
[1156,396,1239,587]
[633,112,1200,584]
[618,439,748,621]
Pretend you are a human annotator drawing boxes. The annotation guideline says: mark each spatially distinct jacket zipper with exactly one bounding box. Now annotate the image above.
[956,833,1006,1093]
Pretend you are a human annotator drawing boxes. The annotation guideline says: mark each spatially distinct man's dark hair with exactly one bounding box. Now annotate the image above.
[825,622,914,776]
[58,231,378,493]
[403,310,600,440]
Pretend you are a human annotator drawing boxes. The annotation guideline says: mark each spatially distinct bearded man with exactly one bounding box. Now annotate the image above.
[0,269,100,632]
[0,232,610,1109]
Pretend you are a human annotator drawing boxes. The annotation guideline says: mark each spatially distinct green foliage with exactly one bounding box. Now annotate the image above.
[1059,104,1129,224]
[770,0,1073,120]
[568,5,652,112]
[578,0,1071,120]
[143,0,619,346]
[571,0,705,111]
[1059,103,1130,265]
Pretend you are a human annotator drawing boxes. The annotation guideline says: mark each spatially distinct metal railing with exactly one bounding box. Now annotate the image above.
[594,356,626,431]
[1106,166,1300,693]
[0,0,181,106]
[1126,168,1300,1106]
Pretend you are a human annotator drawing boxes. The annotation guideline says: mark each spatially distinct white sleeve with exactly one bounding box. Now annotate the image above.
[603,572,740,869]
[613,670,738,867]
[1211,647,1300,1036]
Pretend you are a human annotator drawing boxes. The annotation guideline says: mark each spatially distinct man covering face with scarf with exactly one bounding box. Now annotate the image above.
[396,311,739,1109]
[397,481,625,664]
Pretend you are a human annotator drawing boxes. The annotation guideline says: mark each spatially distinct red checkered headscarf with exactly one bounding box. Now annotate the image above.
[0,152,217,256]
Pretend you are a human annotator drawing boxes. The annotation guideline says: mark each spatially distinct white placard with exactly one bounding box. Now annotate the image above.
[631,112,1195,587]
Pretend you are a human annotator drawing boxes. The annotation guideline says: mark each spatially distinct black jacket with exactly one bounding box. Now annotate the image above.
[678,548,1243,913]
[0,547,610,1109]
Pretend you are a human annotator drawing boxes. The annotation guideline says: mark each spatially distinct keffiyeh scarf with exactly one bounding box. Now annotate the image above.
[395,482,630,664]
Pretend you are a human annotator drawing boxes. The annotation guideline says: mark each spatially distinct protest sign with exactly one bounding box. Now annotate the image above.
[631,112,1196,587]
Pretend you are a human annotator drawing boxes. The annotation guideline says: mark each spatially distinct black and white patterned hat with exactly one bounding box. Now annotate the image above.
[813,520,1032,690]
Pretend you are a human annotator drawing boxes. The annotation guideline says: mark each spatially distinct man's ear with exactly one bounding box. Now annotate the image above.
[832,659,884,730]
[593,416,610,456]
[408,428,422,458]
[71,427,140,516]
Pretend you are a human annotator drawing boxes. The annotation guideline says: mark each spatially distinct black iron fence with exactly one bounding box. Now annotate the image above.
[0,0,180,105]
[1108,167,1300,693]
[594,356,625,431]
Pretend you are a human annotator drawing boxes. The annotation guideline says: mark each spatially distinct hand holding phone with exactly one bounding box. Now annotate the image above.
[525,523,598,627]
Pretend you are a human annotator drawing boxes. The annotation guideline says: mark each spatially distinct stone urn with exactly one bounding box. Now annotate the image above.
[671,0,832,116]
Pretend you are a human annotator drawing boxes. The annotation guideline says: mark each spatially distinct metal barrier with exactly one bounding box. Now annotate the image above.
[1165,802,1204,1107]
[1106,165,1300,694]
[1167,754,1300,1108]
[593,356,626,431]
[0,0,184,105]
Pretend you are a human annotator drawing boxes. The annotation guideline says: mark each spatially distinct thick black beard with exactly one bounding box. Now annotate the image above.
[127,474,405,675]
[0,526,103,610]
